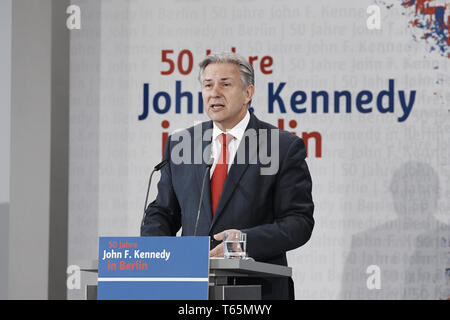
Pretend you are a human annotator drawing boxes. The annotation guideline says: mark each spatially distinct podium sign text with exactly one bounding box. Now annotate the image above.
[97,236,210,300]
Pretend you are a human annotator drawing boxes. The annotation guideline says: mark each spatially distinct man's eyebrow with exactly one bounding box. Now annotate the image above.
[203,77,232,82]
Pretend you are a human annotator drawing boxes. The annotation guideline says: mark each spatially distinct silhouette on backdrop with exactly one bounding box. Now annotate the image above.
[341,162,449,299]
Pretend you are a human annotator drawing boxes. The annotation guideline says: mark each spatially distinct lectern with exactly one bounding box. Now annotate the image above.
[80,258,291,300]
[208,258,292,300]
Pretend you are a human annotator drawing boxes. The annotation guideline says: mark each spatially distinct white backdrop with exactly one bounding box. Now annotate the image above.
[0,0,11,301]
[69,0,450,299]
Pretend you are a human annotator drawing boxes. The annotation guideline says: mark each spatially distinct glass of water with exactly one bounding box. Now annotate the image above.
[223,231,247,259]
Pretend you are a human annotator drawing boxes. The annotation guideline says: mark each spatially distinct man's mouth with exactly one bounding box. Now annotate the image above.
[210,104,225,109]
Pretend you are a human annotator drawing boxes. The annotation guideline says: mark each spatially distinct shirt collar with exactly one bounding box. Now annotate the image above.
[212,110,250,142]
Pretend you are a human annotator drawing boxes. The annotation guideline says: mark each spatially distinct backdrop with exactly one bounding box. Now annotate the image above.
[68,0,450,299]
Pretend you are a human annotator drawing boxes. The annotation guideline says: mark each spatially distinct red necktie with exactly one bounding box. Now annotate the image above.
[211,133,233,216]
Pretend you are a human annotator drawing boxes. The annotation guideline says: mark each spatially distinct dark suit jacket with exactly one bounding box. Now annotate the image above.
[141,112,314,299]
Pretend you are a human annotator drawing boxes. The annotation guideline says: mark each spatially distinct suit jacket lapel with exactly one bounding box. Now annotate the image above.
[209,112,259,232]
[194,121,213,230]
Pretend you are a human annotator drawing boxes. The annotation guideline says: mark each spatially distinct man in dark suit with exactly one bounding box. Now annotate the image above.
[141,52,314,299]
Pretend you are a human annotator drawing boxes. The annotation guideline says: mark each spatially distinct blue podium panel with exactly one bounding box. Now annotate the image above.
[97,237,210,300]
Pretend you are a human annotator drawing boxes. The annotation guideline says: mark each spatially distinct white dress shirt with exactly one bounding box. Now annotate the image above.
[210,110,250,177]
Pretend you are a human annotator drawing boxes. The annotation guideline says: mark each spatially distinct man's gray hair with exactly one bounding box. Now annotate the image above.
[198,52,255,91]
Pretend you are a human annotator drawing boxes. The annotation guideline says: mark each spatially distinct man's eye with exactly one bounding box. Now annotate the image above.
[204,84,211,88]
[223,83,230,87]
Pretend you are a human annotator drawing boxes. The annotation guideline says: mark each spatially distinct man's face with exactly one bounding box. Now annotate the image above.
[201,63,254,131]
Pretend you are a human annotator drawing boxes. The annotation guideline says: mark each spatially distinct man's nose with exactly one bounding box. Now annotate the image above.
[210,83,221,96]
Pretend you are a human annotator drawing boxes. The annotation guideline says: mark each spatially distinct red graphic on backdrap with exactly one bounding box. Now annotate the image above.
[161,119,322,159]
[400,0,450,57]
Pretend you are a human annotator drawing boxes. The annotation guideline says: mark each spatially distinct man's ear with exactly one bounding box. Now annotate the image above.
[244,84,255,105]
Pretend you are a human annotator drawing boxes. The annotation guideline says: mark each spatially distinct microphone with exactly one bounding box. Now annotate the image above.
[194,157,214,236]
[141,159,169,227]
